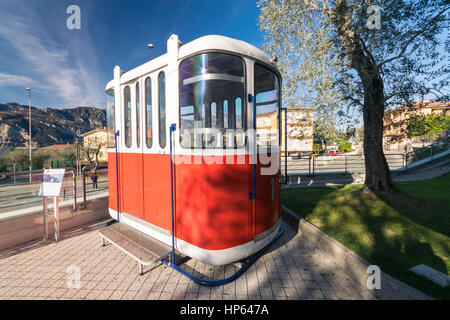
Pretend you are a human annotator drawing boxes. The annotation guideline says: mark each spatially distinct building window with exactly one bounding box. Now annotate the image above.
[124,86,132,148]
[136,82,140,148]
[145,77,152,148]
[105,89,115,148]
[158,72,166,148]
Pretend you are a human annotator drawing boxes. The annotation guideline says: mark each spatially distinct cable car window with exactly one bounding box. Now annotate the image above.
[254,64,280,147]
[235,97,243,129]
[223,100,229,129]
[201,103,207,128]
[145,77,152,148]
[158,72,166,148]
[179,53,245,149]
[211,102,217,128]
[124,86,132,148]
[136,82,140,148]
[105,89,115,148]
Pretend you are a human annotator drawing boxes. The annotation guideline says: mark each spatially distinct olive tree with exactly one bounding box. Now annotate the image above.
[258,0,449,193]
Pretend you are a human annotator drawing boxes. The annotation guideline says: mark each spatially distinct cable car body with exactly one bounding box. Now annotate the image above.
[105,34,282,266]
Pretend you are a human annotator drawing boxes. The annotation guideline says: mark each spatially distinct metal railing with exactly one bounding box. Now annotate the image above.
[81,164,108,208]
[405,137,450,167]
[0,164,108,218]
[281,153,405,176]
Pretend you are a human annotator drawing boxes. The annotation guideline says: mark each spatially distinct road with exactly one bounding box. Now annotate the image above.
[0,176,108,217]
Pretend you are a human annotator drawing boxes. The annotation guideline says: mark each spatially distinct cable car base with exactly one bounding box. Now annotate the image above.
[99,223,283,286]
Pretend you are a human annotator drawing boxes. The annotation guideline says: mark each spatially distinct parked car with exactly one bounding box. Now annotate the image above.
[326,150,346,156]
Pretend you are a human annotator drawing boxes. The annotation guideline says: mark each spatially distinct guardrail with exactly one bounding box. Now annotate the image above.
[281,153,405,176]
[81,164,108,209]
[405,137,450,167]
[0,164,108,219]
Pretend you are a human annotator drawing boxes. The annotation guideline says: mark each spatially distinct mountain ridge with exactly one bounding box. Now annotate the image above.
[0,102,106,148]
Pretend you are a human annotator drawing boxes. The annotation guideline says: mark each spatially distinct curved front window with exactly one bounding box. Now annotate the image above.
[254,64,280,147]
[179,53,245,149]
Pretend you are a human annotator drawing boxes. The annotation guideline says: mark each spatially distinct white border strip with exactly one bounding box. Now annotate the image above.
[108,208,280,265]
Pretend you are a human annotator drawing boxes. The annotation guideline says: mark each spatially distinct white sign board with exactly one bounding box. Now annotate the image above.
[39,169,65,197]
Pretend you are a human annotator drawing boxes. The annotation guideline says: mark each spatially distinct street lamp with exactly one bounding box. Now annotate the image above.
[147,43,154,60]
[26,88,32,183]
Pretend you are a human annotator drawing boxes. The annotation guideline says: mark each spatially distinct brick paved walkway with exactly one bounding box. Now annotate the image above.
[0,219,376,300]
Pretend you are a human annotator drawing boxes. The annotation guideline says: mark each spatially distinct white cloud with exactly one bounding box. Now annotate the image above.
[0,2,104,108]
[0,72,36,87]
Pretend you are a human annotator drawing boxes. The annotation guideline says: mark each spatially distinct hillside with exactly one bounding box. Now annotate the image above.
[0,102,106,148]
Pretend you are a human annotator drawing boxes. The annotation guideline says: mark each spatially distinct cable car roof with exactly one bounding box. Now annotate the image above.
[105,34,278,91]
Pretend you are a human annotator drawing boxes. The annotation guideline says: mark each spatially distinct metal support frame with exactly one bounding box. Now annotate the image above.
[54,196,60,242]
[161,227,283,286]
[114,130,120,222]
[99,227,169,276]
[42,197,48,241]
[81,164,108,209]
[282,107,288,184]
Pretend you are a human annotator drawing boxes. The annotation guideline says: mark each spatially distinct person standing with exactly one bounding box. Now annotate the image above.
[90,167,98,189]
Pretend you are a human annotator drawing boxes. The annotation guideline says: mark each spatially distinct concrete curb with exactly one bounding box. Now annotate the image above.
[281,204,433,300]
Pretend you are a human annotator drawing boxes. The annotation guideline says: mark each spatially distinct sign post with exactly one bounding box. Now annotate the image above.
[39,169,65,242]
[42,197,48,241]
[54,196,60,242]
[13,156,16,184]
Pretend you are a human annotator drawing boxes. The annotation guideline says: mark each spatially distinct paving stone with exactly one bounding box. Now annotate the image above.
[0,219,377,301]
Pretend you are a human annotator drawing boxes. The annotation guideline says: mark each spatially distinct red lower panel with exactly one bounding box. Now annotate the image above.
[174,155,252,250]
[108,152,280,251]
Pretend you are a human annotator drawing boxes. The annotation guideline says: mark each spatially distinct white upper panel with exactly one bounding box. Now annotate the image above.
[178,35,274,66]
[105,34,278,90]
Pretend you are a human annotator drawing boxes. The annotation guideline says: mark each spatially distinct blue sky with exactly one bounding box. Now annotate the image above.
[0,0,264,109]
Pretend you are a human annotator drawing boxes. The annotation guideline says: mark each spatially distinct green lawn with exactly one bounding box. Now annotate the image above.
[282,174,450,300]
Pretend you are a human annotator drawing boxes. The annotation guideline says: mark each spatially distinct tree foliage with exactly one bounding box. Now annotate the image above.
[0,147,76,173]
[258,0,449,109]
[407,114,450,140]
[258,0,449,193]
[338,139,355,152]
[312,143,324,155]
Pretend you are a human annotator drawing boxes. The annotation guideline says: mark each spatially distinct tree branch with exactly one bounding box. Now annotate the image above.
[379,7,449,68]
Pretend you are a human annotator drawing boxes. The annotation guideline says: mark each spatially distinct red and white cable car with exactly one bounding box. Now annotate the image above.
[105,34,282,266]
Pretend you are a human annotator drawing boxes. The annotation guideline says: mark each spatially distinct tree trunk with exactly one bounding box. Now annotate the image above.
[332,0,401,194]
[361,73,401,194]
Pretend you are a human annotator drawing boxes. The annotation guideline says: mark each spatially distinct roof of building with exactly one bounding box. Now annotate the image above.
[80,129,108,137]
[385,101,450,115]
[39,144,72,150]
